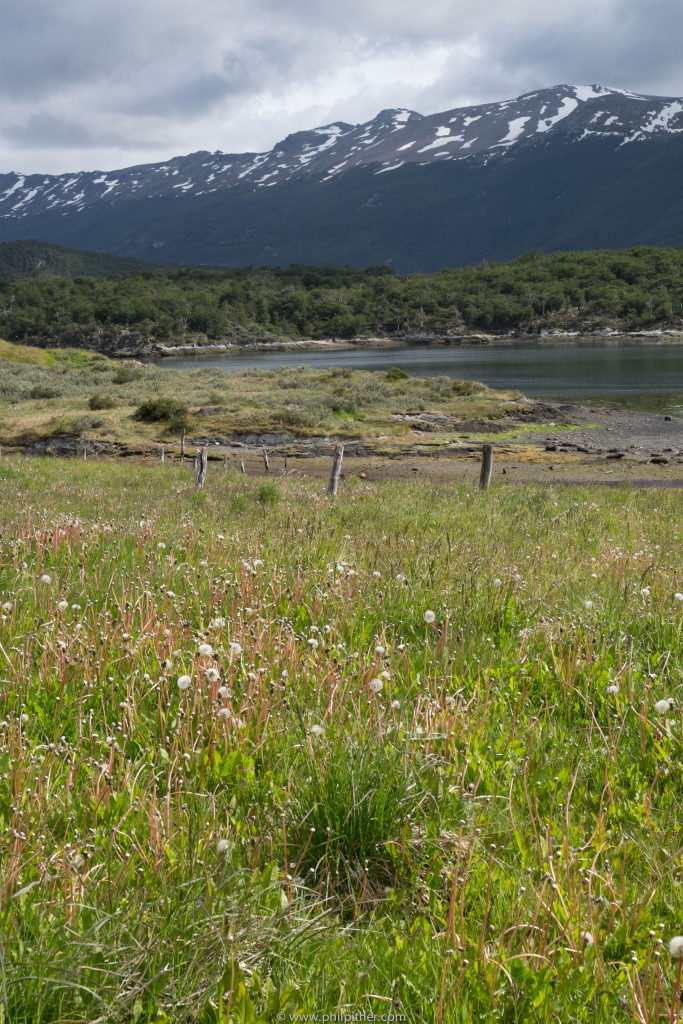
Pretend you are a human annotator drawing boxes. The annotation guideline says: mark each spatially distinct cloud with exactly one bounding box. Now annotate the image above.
[0,0,680,174]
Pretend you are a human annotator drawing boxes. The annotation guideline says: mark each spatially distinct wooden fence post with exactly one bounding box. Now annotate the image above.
[160,447,165,464]
[328,443,344,497]
[82,444,87,462]
[240,459,245,475]
[223,455,228,473]
[194,447,207,490]
[479,443,493,491]
[262,447,270,473]
[180,430,185,462]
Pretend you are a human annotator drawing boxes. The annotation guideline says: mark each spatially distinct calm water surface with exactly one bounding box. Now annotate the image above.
[152,340,683,413]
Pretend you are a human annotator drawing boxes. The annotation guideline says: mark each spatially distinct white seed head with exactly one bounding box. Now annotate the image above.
[669,936,683,959]
[228,642,242,656]
[309,724,323,736]
[368,678,383,694]
[56,600,68,612]
[198,643,213,657]
[674,593,683,603]
[177,675,192,691]
[423,610,436,624]
[216,839,230,854]
[40,574,51,585]
[654,698,673,716]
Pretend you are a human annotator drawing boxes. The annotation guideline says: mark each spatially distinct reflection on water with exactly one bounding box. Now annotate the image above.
[150,340,683,414]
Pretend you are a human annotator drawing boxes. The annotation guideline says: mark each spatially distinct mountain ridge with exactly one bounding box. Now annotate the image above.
[1,84,682,272]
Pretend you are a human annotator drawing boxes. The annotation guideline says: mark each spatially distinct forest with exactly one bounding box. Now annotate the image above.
[1,245,682,347]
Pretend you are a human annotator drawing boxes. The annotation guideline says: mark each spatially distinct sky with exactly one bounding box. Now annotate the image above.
[1,0,682,175]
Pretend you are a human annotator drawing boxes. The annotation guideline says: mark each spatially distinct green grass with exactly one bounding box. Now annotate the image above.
[0,456,682,1021]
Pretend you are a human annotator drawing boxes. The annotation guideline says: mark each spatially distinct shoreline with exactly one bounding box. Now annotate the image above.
[147,330,683,359]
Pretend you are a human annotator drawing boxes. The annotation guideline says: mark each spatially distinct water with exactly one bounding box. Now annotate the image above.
[151,339,683,413]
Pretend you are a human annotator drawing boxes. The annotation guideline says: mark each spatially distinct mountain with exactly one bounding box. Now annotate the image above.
[1,84,682,272]
[0,239,159,282]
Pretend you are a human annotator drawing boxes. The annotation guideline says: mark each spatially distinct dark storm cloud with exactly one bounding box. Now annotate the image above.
[0,0,680,174]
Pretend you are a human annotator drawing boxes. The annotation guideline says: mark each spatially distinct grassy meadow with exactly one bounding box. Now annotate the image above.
[0,454,681,1022]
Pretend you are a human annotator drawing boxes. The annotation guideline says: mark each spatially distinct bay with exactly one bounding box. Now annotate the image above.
[151,339,683,413]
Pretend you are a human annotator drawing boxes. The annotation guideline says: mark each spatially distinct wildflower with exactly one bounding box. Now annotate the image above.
[423,610,436,624]
[368,678,383,694]
[669,936,683,959]
[584,600,593,610]
[157,542,166,551]
[40,574,51,585]
[57,600,68,612]
[606,685,619,696]
[380,670,391,680]
[218,685,230,698]
[198,643,213,657]
[375,645,386,656]
[177,675,191,691]
[166,590,175,598]
[205,668,220,683]
[218,707,231,718]
[213,616,226,628]
[674,593,683,603]
[253,559,264,569]
[654,698,673,716]
[216,839,230,854]
[309,724,323,736]
[391,700,401,709]
[307,638,319,649]
[228,642,242,656]
[640,587,651,598]
[71,604,81,612]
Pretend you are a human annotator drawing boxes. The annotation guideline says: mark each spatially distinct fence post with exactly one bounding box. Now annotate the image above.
[194,447,208,490]
[224,455,228,473]
[180,430,185,462]
[160,447,165,464]
[262,447,270,474]
[82,444,87,462]
[240,459,245,475]
[328,443,344,497]
[479,443,493,491]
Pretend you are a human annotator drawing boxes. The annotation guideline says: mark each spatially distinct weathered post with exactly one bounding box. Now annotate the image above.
[240,459,245,475]
[82,444,87,462]
[479,443,493,491]
[328,443,344,497]
[262,447,270,473]
[160,447,165,464]
[194,447,208,490]
[180,429,185,462]
[223,455,228,473]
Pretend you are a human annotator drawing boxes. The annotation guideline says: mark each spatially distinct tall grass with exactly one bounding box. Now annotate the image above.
[0,456,681,1021]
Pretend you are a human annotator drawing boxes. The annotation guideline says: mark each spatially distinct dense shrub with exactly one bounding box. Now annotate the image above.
[88,393,116,410]
[133,397,189,430]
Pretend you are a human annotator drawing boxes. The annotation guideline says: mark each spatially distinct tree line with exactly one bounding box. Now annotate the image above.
[0,246,682,346]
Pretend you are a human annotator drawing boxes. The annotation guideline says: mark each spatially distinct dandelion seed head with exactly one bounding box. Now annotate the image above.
[213,617,226,628]
[309,725,323,736]
[669,936,683,959]
[580,930,594,947]
[369,678,383,694]
[423,610,436,624]
[198,643,213,657]
[1,602,11,611]
[375,645,386,656]
[57,600,68,612]
[654,698,673,716]
[606,685,619,696]
[640,587,651,598]
[492,578,502,589]
[584,600,593,610]
[177,675,191,691]
[216,839,230,854]
[205,668,220,683]
[253,559,264,569]
[228,642,242,656]
[218,685,230,698]
[156,542,166,551]
[40,574,51,585]
[674,593,683,603]
[307,638,319,649]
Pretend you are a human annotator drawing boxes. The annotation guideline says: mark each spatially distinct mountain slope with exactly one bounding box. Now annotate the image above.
[0,84,682,272]
[0,240,159,282]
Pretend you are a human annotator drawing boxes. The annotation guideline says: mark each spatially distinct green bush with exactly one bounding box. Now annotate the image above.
[112,364,144,384]
[88,393,116,410]
[133,397,189,431]
[257,480,280,505]
[385,366,410,381]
